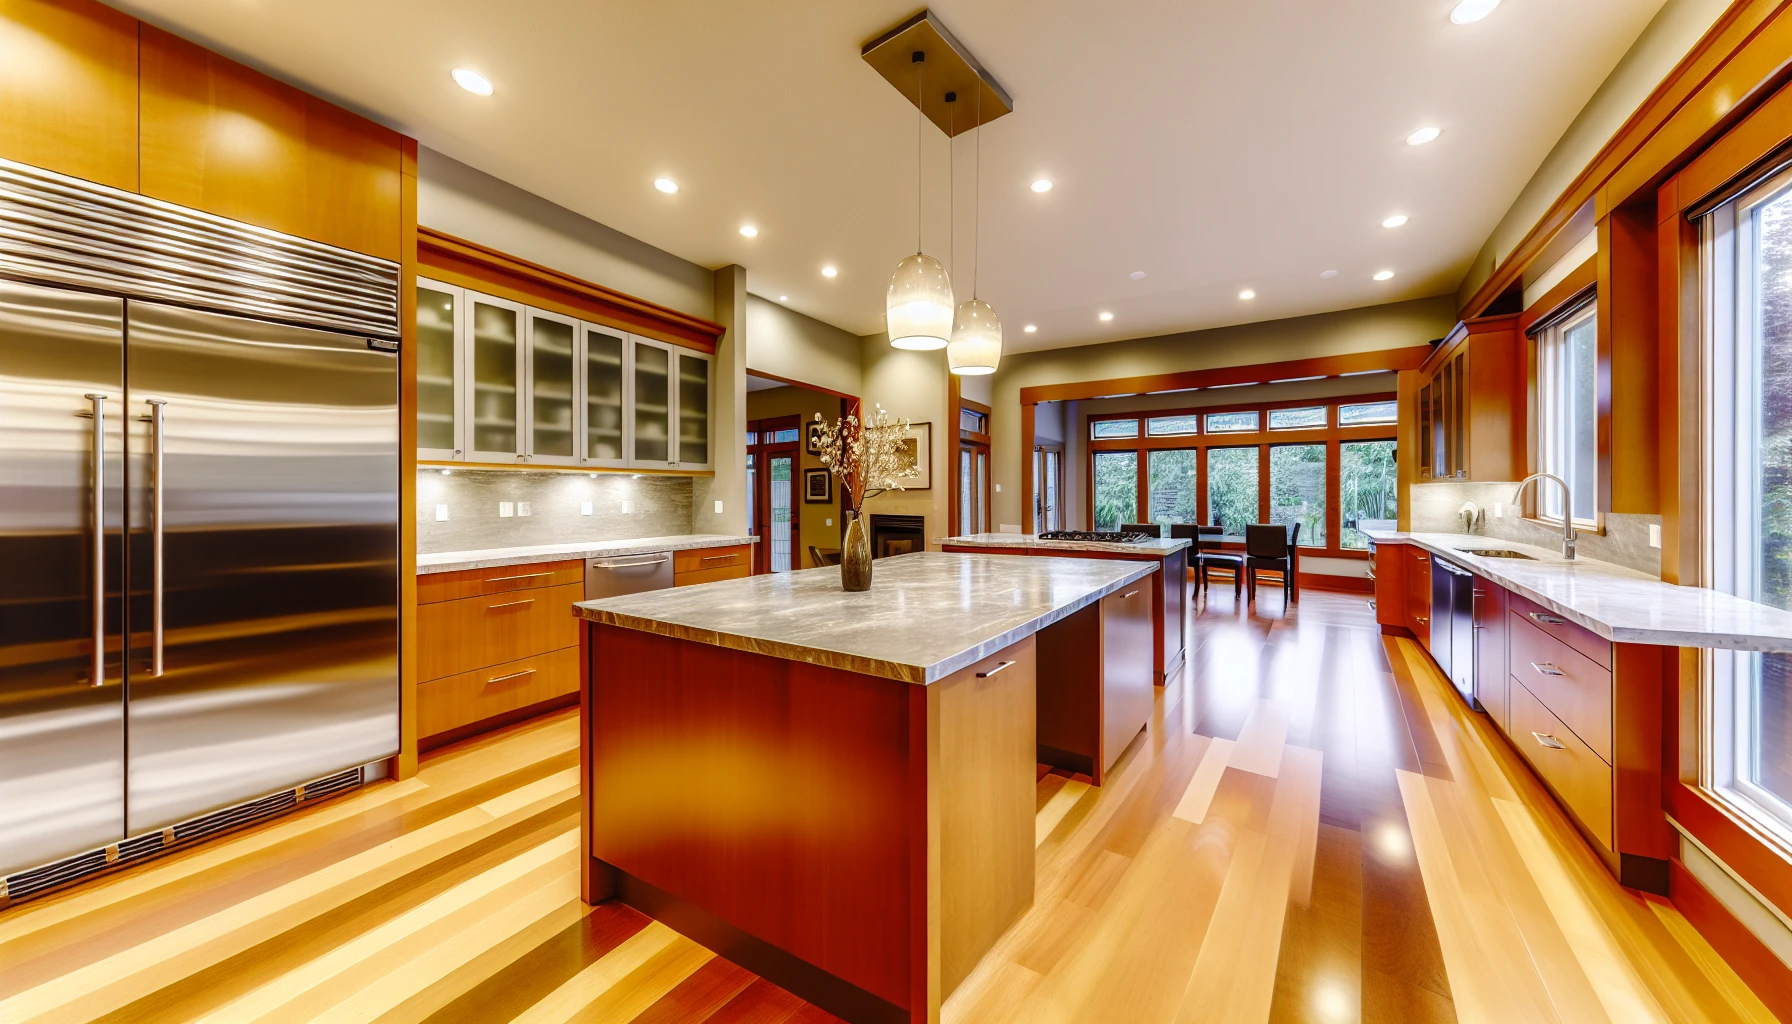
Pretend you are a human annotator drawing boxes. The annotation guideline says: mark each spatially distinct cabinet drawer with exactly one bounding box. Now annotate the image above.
[1510,677,1613,850]
[1508,613,1612,764]
[1506,592,1610,670]
[417,581,583,681]
[418,560,583,605]
[418,646,579,739]
[675,564,752,587]
[674,545,751,574]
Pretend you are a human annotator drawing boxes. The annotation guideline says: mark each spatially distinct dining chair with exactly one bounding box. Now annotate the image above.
[1170,524,1241,599]
[1244,523,1301,603]
[1122,522,1159,537]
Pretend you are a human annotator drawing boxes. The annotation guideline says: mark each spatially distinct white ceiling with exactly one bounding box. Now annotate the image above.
[116,0,1666,352]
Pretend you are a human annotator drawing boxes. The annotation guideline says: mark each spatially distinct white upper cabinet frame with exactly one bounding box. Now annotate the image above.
[523,307,580,466]
[578,322,632,469]
[673,347,714,470]
[415,277,464,461]
[463,290,529,464]
[628,336,678,469]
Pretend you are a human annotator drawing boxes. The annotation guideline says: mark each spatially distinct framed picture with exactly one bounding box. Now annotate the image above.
[878,421,931,490]
[805,421,826,455]
[804,468,832,503]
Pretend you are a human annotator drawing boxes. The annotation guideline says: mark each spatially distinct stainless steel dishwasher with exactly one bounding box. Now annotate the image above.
[584,552,676,600]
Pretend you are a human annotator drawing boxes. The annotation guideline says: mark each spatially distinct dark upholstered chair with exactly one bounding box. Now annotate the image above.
[1122,522,1158,537]
[1244,523,1301,602]
[1170,523,1241,599]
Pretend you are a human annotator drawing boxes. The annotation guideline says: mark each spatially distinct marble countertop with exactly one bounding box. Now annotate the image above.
[574,551,1159,684]
[419,534,756,575]
[942,533,1192,556]
[1363,529,1792,652]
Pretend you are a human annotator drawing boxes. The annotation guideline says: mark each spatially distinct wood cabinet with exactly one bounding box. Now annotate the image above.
[1472,576,1509,732]
[416,559,582,746]
[417,277,711,469]
[672,543,752,586]
[1405,546,1431,647]
[1414,314,1521,482]
[0,0,140,192]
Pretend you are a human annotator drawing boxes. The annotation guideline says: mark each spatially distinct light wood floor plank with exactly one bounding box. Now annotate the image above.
[1172,737,1234,824]
[508,921,680,1024]
[1035,779,1091,847]
[1230,699,1290,778]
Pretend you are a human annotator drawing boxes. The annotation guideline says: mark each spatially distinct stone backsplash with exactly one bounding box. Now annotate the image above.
[1409,481,1661,577]
[417,469,695,554]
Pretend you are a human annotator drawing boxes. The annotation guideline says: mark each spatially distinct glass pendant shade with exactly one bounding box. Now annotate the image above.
[886,252,954,350]
[947,297,1002,375]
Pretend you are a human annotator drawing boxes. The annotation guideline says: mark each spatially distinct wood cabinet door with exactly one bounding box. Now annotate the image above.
[0,0,140,191]
[1473,577,1509,731]
[1405,547,1431,647]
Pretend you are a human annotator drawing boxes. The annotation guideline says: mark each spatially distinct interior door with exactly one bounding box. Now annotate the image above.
[124,303,398,833]
[0,280,126,874]
[746,419,800,573]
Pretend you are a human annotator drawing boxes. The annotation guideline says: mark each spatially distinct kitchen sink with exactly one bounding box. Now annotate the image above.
[1454,548,1536,560]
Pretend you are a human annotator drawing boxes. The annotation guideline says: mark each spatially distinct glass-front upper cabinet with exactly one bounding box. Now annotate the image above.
[676,349,712,469]
[467,292,527,462]
[416,278,463,460]
[579,324,629,467]
[631,338,674,467]
[525,309,578,466]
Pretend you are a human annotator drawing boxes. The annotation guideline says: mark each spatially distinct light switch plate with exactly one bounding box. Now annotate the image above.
[622,500,634,514]
[518,502,532,517]
[994,483,1002,493]
[1649,523,1662,548]
[1493,503,1503,518]
[714,500,724,514]
[580,501,593,516]
[826,518,833,527]
[499,502,514,518]
[434,503,449,522]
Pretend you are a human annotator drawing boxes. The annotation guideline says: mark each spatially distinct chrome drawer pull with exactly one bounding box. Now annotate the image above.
[592,557,670,569]
[1532,732,1566,750]
[977,660,1017,679]
[487,668,537,684]
[1121,589,1140,599]
[486,571,553,582]
[1529,611,1566,626]
[1530,662,1566,677]
[700,553,738,563]
[486,599,536,610]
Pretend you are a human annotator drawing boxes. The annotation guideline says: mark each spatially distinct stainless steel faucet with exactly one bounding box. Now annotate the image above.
[1512,473,1576,560]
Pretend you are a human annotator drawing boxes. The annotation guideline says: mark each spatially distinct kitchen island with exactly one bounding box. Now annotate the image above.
[573,552,1157,1024]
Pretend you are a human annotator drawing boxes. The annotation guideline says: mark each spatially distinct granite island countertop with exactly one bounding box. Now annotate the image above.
[941,532,1192,556]
[574,551,1159,684]
[1363,529,1792,652]
[419,534,756,575]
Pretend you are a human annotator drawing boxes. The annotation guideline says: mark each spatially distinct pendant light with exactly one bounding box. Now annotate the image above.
[887,52,954,351]
[949,82,1002,375]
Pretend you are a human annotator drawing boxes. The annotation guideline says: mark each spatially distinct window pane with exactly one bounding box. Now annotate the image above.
[1092,419,1139,439]
[960,448,973,531]
[1147,449,1199,525]
[1092,451,1138,531]
[771,428,800,444]
[1339,400,1398,426]
[770,455,793,572]
[1206,447,1258,537]
[1045,451,1060,531]
[1205,410,1259,433]
[1146,414,1201,436]
[960,408,987,434]
[1540,308,1598,522]
[1269,443,1326,547]
[1747,185,1792,808]
[1268,406,1326,429]
[1340,440,1398,549]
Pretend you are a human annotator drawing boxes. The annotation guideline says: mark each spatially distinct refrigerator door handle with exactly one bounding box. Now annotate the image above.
[81,393,106,687]
[144,399,168,676]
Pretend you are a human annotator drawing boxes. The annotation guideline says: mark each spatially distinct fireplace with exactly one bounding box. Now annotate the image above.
[869,514,926,559]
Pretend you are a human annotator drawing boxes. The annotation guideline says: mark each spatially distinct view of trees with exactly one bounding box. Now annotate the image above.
[1147,450,1198,524]
[1206,448,1258,536]
[1754,189,1792,801]
[1092,451,1137,531]
[1340,440,1398,549]
[1269,444,1326,547]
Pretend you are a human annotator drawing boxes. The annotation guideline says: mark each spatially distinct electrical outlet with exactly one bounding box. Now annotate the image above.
[434,504,449,522]
[499,502,515,518]
[1493,503,1503,518]
[1650,523,1662,549]
[622,500,634,514]
[826,518,833,527]
[580,501,593,516]
[714,500,724,514]
[994,483,1002,493]
[518,502,532,517]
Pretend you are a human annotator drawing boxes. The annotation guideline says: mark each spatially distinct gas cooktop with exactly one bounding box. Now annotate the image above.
[1037,530,1153,544]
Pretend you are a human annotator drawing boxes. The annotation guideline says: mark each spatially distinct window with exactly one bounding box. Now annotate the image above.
[1268,406,1326,429]
[1034,447,1063,532]
[960,408,988,434]
[1147,414,1201,436]
[1702,167,1792,836]
[1092,418,1139,439]
[1206,447,1258,537]
[1339,400,1398,426]
[1536,302,1599,524]
[1147,449,1199,524]
[1340,440,1398,549]
[1205,410,1259,433]
[959,442,989,533]
[1092,451,1138,531]
[1269,444,1326,547]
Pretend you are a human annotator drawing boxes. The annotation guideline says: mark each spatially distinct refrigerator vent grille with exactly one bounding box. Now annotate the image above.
[0,157,399,338]
[1,766,366,906]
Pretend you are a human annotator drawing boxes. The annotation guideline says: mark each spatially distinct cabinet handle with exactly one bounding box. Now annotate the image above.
[1415,615,1428,624]
[977,660,1017,679]
[81,393,106,687]
[486,571,553,583]
[1122,589,1140,599]
[700,554,738,563]
[1529,611,1566,626]
[592,557,670,569]
[1530,662,1565,677]
[487,668,537,685]
[1531,732,1566,750]
[486,598,536,611]
[1472,589,1485,597]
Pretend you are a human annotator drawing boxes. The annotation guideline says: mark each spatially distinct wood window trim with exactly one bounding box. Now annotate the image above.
[1017,347,1429,406]
[417,227,724,353]
[1085,392,1397,449]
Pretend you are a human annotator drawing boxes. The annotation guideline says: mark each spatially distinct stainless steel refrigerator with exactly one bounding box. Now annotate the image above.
[0,159,399,898]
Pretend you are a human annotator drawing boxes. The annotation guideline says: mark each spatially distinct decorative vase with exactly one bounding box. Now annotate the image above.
[842,512,872,591]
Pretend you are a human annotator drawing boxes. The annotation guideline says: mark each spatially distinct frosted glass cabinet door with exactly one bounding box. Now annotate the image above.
[416,278,462,460]
[467,292,526,461]
[676,350,711,468]
[525,309,578,465]
[581,325,628,466]
[631,339,673,466]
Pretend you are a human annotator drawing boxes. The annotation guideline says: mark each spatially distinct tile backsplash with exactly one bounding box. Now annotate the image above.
[1409,481,1662,577]
[417,469,694,554]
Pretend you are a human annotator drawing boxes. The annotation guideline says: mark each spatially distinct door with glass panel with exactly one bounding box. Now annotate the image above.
[524,308,578,466]
[631,338,674,468]
[579,324,629,467]
[676,350,712,468]
[960,441,989,534]
[415,278,463,460]
[466,292,527,462]
[747,419,801,573]
[1033,446,1063,532]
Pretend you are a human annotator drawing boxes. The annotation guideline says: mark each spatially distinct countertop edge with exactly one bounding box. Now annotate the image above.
[940,534,1192,556]
[418,534,757,575]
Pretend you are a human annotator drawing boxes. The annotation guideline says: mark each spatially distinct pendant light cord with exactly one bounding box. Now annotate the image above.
[948,97,954,283]
[974,85,981,300]
[916,60,924,255]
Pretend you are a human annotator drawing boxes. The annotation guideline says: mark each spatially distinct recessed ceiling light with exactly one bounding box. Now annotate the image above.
[1373,269,1396,281]
[739,225,758,237]
[451,68,493,96]
[1382,214,1409,228]
[1406,126,1441,146]
[1450,0,1501,24]
[1320,269,1339,279]
[1023,324,1038,333]
[1239,289,1256,300]
[653,178,678,194]
[779,295,788,302]
[821,265,838,278]
[1031,179,1053,193]
[1129,271,1146,281]
[1098,311,1114,322]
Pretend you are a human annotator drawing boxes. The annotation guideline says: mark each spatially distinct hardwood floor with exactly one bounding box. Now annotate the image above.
[0,588,1777,1023]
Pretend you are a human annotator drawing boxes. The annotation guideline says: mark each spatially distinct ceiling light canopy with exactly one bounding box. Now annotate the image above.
[739,225,758,237]
[1382,214,1409,228]
[451,68,493,96]
[1031,179,1053,193]
[653,177,678,194]
[1450,0,1501,24]
[1406,126,1441,146]
[1373,269,1396,281]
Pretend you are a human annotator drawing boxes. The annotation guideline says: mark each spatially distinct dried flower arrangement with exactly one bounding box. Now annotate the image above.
[810,404,919,509]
